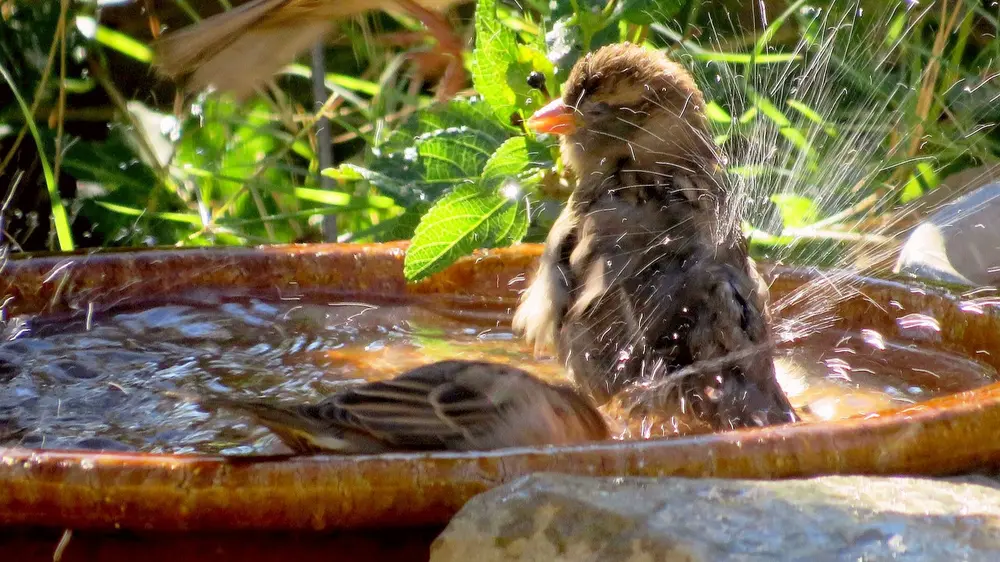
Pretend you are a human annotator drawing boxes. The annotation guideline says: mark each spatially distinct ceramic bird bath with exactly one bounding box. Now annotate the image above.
[3,243,1000,558]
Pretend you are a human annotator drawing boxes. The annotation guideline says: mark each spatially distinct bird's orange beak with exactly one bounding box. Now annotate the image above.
[526,98,579,135]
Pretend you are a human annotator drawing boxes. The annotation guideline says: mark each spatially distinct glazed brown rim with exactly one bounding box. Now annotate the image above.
[2,242,999,532]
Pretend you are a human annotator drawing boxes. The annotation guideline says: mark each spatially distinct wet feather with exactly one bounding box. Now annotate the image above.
[175,360,611,454]
[514,43,798,430]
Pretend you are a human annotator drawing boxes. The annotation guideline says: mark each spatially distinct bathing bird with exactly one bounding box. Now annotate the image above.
[153,0,467,100]
[512,43,799,430]
[175,360,610,453]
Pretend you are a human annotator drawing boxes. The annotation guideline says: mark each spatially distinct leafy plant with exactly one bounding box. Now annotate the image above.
[1,0,997,283]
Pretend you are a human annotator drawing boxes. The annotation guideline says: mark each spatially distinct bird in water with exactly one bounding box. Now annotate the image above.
[153,0,466,101]
[512,43,799,431]
[173,360,610,454]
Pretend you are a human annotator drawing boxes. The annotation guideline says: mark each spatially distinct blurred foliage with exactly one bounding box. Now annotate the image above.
[1,0,998,280]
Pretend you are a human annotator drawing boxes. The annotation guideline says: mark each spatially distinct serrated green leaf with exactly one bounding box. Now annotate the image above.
[404,184,529,281]
[351,100,513,203]
[481,136,555,190]
[472,0,521,122]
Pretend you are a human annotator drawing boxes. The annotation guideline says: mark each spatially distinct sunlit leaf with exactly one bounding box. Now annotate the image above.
[353,99,512,203]
[281,64,382,96]
[901,162,940,204]
[94,202,202,225]
[0,61,73,250]
[770,193,820,229]
[472,0,522,122]
[76,17,151,63]
[705,101,732,124]
[293,187,396,209]
[480,136,555,190]
[693,52,801,64]
[404,183,529,281]
[786,99,839,137]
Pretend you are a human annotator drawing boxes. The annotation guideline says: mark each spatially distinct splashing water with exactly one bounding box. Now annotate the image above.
[0,293,993,453]
[668,2,999,361]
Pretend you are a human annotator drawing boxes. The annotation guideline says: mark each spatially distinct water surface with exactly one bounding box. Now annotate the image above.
[0,294,993,454]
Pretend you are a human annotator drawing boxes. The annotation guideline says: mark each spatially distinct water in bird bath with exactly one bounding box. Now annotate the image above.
[0,292,993,454]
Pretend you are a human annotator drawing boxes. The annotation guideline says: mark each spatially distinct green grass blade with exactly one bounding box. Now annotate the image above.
[0,62,75,251]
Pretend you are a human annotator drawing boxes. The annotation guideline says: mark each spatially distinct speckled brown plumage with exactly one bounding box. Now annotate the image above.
[514,43,798,430]
[178,360,611,453]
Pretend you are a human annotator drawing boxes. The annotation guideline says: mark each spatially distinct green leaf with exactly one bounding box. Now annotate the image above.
[786,99,839,137]
[480,136,555,190]
[770,193,820,230]
[61,132,159,193]
[94,202,203,225]
[704,102,732,124]
[0,60,74,250]
[293,187,397,210]
[353,99,512,203]
[404,184,529,282]
[752,0,809,59]
[472,0,521,122]
[94,22,152,63]
[901,162,940,204]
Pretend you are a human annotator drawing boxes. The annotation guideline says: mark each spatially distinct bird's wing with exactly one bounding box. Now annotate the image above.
[305,361,533,450]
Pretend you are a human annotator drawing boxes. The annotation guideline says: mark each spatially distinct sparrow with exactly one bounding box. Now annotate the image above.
[512,43,799,430]
[153,0,466,101]
[175,360,611,454]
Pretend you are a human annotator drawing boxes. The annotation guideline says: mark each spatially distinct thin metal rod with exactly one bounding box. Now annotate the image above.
[311,41,337,242]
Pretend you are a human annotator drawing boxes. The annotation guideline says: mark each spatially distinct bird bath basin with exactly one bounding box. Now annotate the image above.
[4,242,1000,558]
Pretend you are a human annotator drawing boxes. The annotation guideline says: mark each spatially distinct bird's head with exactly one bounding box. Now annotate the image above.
[526,43,717,178]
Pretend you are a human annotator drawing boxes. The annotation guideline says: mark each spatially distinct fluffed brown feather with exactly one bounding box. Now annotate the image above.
[514,43,798,430]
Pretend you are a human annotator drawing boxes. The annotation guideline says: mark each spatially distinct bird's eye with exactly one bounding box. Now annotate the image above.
[526,71,546,90]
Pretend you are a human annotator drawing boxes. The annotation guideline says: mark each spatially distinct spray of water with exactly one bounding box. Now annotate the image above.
[616,1,999,431]
[689,3,994,340]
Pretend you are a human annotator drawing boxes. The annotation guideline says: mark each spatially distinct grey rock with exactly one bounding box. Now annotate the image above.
[431,473,1000,562]
[895,181,1000,286]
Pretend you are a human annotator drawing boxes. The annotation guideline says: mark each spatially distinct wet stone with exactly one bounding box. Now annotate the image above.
[432,474,1000,561]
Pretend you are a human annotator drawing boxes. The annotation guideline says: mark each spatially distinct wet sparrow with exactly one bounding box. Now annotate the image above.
[178,360,610,453]
[513,43,798,430]
[153,0,466,100]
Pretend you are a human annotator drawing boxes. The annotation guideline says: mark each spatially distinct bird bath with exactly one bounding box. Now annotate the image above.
[4,242,1000,558]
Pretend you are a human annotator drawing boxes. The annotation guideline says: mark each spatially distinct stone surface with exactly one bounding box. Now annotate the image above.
[431,473,1000,561]
[895,181,1000,286]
